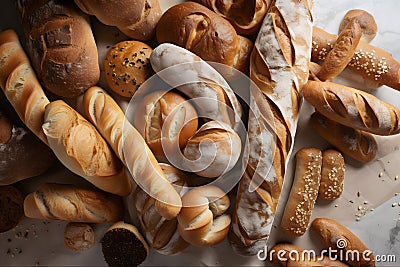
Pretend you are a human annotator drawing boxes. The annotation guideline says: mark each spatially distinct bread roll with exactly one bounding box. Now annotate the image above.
[310,112,377,163]
[82,86,182,220]
[183,121,241,178]
[311,218,375,267]
[0,185,24,233]
[104,41,153,98]
[312,26,400,90]
[24,183,124,223]
[74,0,161,41]
[101,221,149,267]
[280,148,322,237]
[177,186,231,247]
[229,0,313,255]
[64,223,95,252]
[303,81,400,136]
[42,100,131,196]
[133,90,198,157]
[339,9,377,43]
[0,108,55,185]
[156,2,253,74]
[317,19,362,81]
[17,0,99,97]
[194,0,269,35]
[319,149,345,201]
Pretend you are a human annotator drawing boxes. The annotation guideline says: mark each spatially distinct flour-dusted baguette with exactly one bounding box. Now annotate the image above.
[74,0,161,41]
[312,26,400,90]
[24,183,124,223]
[17,0,100,97]
[82,86,182,220]
[229,0,313,255]
[304,81,400,136]
[0,29,49,143]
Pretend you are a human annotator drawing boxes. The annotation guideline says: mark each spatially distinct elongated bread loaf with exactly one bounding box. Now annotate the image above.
[82,86,182,220]
[229,0,313,255]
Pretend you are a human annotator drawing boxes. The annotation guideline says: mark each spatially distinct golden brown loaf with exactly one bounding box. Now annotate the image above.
[312,26,400,90]
[303,81,400,136]
[311,218,375,267]
[74,0,161,41]
[317,19,362,81]
[230,0,313,255]
[280,148,322,237]
[194,0,269,35]
[311,112,377,163]
[82,86,182,220]
[0,29,49,143]
[17,0,100,98]
[24,183,124,223]
[339,9,377,43]
[104,41,153,98]
[156,1,253,74]
[0,185,24,233]
[319,149,345,201]
[64,223,95,252]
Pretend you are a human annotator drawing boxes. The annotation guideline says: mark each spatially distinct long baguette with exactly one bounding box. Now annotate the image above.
[82,86,182,220]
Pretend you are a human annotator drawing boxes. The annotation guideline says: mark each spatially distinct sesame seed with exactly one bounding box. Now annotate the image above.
[392,203,397,207]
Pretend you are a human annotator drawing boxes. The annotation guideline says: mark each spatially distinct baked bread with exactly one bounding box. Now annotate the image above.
[312,26,400,90]
[82,86,182,220]
[24,183,124,223]
[64,222,95,252]
[101,221,149,267]
[104,41,153,98]
[311,218,375,267]
[229,0,313,255]
[42,100,131,196]
[0,108,55,185]
[310,112,378,163]
[17,0,100,97]
[303,81,400,136]
[194,0,269,35]
[0,185,24,233]
[280,148,322,237]
[319,149,345,201]
[74,0,162,41]
[339,9,377,43]
[156,2,253,74]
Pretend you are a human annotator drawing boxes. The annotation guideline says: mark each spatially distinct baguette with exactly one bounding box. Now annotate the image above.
[229,0,313,255]
[303,80,400,136]
[339,10,377,43]
[82,86,182,220]
[24,183,124,223]
[312,26,400,90]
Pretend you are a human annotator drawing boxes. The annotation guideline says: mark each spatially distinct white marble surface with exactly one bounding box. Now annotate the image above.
[0,0,400,266]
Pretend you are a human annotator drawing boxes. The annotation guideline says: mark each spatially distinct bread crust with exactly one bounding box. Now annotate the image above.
[319,149,345,201]
[339,9,377,43]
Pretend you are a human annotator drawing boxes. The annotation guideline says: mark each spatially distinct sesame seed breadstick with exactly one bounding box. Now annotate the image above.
[312,26,400,91]
[319,149,345,201]
[280,148,322,237]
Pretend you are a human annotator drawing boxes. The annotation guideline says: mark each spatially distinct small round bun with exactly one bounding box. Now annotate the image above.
[0,185,24,233]
[104,41,153,98]
[64,222,95,252]
[339,9,378,43]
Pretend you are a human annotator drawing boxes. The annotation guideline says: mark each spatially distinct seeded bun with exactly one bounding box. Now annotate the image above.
[319,149,345,201]
[0,185,24,233]
[104,41,153,98]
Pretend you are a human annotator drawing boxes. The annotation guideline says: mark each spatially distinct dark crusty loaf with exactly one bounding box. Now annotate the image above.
[0,185,24,233]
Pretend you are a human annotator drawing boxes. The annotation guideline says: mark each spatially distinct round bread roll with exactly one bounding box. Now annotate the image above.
[183,121,241,178]
[64,222,95,252]
[0,185,24,233]
[339,9,378,43]
[104,41,153,98]
[133,90,198,157]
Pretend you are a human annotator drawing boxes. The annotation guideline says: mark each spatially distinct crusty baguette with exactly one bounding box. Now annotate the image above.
[311,218,375,267]
[229,0,313,255]
[0,29,49,143]
[42,100,131,196]
[304,80,400,136]
[319,149,345,201]
[339,9,377,43]
[312,26,400,90]
[310,112,377,163]
[82,86,182,220]
[280,148,322,237]
[24,183,124,223]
